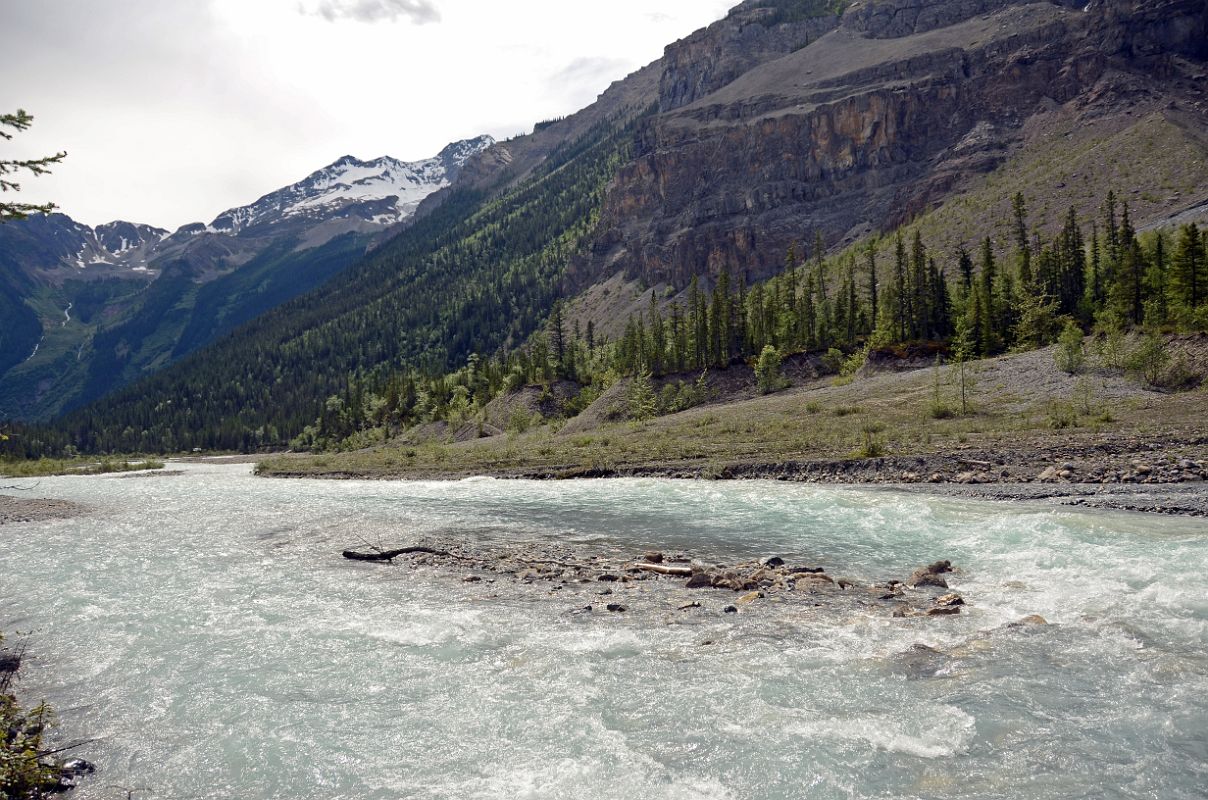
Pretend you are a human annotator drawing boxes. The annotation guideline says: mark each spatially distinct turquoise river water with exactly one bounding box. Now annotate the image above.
[2,463,1206,799]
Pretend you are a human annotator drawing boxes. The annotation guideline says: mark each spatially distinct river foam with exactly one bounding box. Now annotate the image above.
[2,463,1206,799]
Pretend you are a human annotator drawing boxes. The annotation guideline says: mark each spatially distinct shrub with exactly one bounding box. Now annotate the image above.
[805,401,823,414]
[840,345,869,378]
[755,345,789,394]
[1054,320,1086,374]
[1126,332,1170,387]
[627,370,658,420]
[1046,401,1078,429]
[855,421,887,458]
[821,347,845,374]
[928,403,955,420]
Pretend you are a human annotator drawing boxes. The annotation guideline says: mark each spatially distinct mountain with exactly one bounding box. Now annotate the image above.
[208,136,495,241]
[0,136,494,421]
[16,0,1208,453]
[583,0,1208,291]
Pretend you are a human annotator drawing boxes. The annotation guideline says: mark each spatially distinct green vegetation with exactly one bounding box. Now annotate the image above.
[1,109,66,222]
[2,155,1204,463]
[256,339,1206,480]
[279,188,1202,456]
[0,633,58,799]
[755,345,788,394]
[0,457,163,478]
[1054,320,1087,375]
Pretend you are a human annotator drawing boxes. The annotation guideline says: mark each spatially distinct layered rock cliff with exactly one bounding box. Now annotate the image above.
[580,0,1208,289]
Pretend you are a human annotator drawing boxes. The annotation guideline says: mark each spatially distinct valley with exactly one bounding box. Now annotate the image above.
[4,2,1208,797]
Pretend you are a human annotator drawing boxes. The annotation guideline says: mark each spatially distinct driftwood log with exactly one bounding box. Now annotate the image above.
[630,562,693,577]
[342,546,449,562]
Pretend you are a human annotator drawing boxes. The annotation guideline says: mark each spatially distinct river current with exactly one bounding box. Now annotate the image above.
[2,463,1206,799]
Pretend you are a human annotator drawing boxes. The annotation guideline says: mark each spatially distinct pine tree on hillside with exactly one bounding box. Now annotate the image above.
[866,239,879,322]
[1172,223,1205,311]
[1012,192,1032,288]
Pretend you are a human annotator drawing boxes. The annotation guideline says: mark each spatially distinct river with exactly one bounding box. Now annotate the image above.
[2,463,1206,799]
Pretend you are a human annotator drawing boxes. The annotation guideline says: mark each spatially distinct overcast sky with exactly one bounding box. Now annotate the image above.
[2,0,735,230]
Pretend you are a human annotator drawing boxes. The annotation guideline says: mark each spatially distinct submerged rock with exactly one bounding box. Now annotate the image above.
[908,560,954,588]
[56,758,96,790]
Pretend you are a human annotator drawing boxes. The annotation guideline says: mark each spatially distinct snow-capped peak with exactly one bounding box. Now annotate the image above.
[208,135,495,236]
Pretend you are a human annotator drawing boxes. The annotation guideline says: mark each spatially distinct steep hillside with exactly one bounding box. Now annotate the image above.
[586,0,1208,288]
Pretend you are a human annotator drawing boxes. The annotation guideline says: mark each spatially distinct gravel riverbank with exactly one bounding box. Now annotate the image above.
[0,495,90,526]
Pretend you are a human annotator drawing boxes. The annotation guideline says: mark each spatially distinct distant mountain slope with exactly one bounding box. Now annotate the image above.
[0,137,493,421]
[56,117,641,451]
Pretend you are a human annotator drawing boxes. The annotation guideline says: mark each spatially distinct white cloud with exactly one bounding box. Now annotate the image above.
[307,0,441,24]
[3,0,738,229]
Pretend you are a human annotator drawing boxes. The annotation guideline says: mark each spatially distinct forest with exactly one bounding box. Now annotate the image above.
[283,190,1206,452]
[0,113,643,457]
[1,157,1204,459]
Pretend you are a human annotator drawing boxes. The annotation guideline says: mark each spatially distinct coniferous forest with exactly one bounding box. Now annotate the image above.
[3,179,1205,459]
[278,189,1204,453]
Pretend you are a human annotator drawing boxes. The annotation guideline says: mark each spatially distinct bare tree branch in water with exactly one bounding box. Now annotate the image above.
[0,480,40,491]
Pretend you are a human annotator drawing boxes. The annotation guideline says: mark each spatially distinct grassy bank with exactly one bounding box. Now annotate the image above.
[257,343,1208,481]
[0,457,165,479]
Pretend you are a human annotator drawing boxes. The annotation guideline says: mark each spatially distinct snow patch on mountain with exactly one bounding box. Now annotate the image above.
[208,135,495,235]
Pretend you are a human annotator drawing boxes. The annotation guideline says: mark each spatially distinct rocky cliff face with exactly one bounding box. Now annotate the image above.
[581,0,1208,289]
[657,1,844,112]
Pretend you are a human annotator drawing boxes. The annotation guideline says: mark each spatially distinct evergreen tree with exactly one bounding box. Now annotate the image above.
[957,243,974,293]
[893,233,908,340]
[866,239,879,322]
[1,109,67,222]
[648,291,666,376]
[1172,223,1205,311]
[1012,192,1032,287]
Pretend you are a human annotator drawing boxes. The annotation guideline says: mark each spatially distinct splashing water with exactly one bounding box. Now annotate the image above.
[3,464,1206,800]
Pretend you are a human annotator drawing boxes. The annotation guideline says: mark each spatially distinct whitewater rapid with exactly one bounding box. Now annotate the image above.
[2,463,1205,799]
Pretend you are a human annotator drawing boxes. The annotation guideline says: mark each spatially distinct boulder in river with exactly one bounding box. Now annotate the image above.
[908,560,953,588]
[685,570,714,589]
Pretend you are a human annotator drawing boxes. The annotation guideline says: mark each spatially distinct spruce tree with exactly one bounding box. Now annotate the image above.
[866,239,879,322]
[1,109,67,221]
[1012,192,1032,287]
[1172,223,1204,311]
[957,243,974,293]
